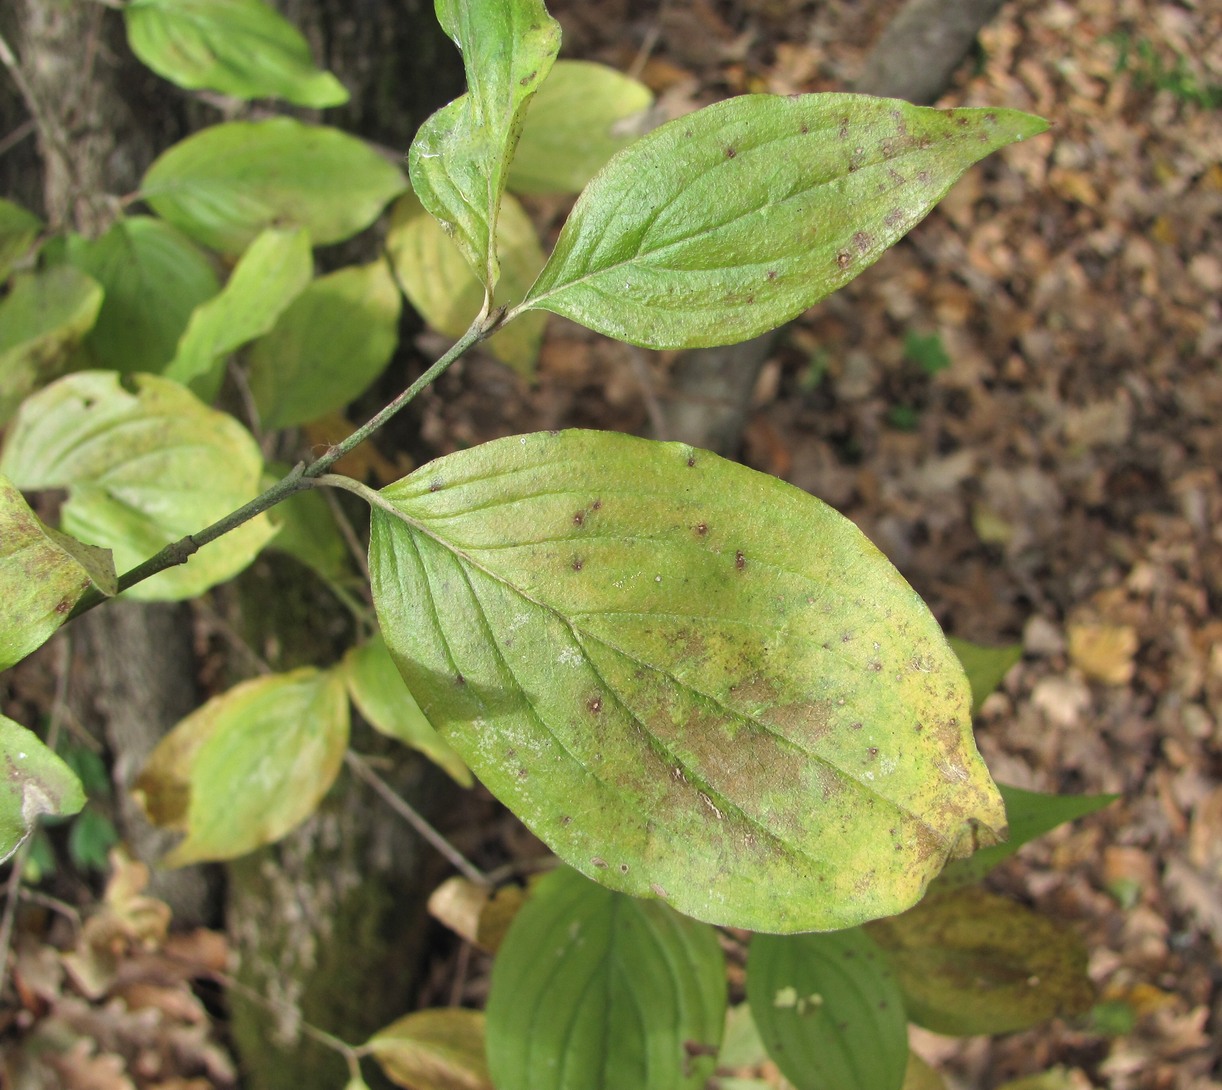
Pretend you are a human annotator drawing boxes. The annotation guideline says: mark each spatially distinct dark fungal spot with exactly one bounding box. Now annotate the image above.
[838,117,850,140]
[517,768,528,779]
[766,269,777,280]
[587,694,603,715]
[561,815,572,825]
[800,123,809,134]
[573,510,584,527]
[454,673,465,686]
[735,550,746,570]
[836,251,852,269]
[985,112,997,123]
[592,498,602,511]
[852,230,872,253]
[884,208,906,228]
[592,857,608,869]
[429,478,443,492]
[619,863,629,874]
[694,522,708,536]
[55,599,71,614]
[745,294,754,304]
[687,455,696,467]
[725,146,737,158]
[851,721,863,730]
[867,747,879,759]
[571,557,584,572]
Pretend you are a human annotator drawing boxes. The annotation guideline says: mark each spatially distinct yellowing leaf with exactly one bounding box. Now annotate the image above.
[387,191,545,376]
[0,372,274,600]
[366,1008,491,1090]
[0,474,116,670]
[866,887,1094,1035]
[369,429,1004,932]
[133,668,349,865]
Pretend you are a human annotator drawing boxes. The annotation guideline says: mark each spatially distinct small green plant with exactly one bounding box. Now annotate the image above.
[1107,31,1222,109]
[0,0,1107,1086]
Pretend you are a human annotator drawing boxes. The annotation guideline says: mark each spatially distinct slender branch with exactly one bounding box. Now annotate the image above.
[70,317,493,612]
[345,751,489,886]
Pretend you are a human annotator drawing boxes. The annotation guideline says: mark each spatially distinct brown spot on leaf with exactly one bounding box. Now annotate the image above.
[592,857,608,868]
[735,550,746,570]
[800,123,809,134]
[694,522,709,536]
[561,815,572,825]
[838,117,850,139]
[836,251,853,269]
[766,269,777,280]
[573,510,584,527]
[725,146,737,158]
[571,557,584,572]
[884,208,906,228]
[591,498,602,511]
[429,478,444,492]
[686,455,697,467]
[650,883,669,898]
[454,673,465,686]
[587,694,603,715]
[853,230,872,253]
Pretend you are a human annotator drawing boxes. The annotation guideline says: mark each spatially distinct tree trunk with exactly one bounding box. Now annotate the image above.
[3,3,465,1087]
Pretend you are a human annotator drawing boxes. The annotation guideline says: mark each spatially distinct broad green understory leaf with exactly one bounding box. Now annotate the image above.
[387,191,544,376]
[486,866,725,1090]
[133,667,349,866]
[342,632,472,786]
[0,475,116,671]
[0,197,43,283]
[948,636,1023,713]
[866,886,1094,1035]
[0,371,275,600]
[247,257,400,427]
[407,0,560,291]
[0,715,86,864]
[747,928,908,1090]
[366,1008,491,1090]
[125,0,348,107]
[165,225,312,400]
[368,429,1005,932]
[517,94,1049,349]
[0,265,103,423]
[141,117,406,255]
[64,216,220,376]
[936,783,1116,890]
[509,59,654,195]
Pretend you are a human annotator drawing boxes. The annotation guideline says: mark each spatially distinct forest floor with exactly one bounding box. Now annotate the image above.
[3,0,1220,1088]
[414,0,1221,1086]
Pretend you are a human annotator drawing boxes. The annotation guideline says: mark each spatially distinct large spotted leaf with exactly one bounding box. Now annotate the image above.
[369,430,1004,932]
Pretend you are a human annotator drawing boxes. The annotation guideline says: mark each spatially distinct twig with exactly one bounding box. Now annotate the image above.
[629,347,670,441]
[0,118,35,157]
[201,962,366,1083]
[321,486,372,585]
[344,751,488,886]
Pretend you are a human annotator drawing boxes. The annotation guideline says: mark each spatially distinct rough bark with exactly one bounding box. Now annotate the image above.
[654,0,1009,456]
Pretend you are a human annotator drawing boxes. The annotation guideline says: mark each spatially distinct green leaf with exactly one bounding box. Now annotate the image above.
[0,197,42,284]
[0,371,275,601]
[509,60,654,195]
[342,633,472,787]
[125,0,348,107]
[67,806,120,873]
[367,429,1004,932]
[386,191,544,376]
[0,714,86,864]
[407,0,561,291]
[0,475,117,671]
[141,117,406,255]
[747,928,907,1090]
[366,1008,491,1090]
[133,667,349,865]
[520,94,1049,349]
[0,265,104,423]
[948,636,1022,714]
[165,226,312,400]
[247,257,400,428]
[865,886,1094,1035]
[936,783,1117,889]
[486,866,725,1090]
[64,216,220,376]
